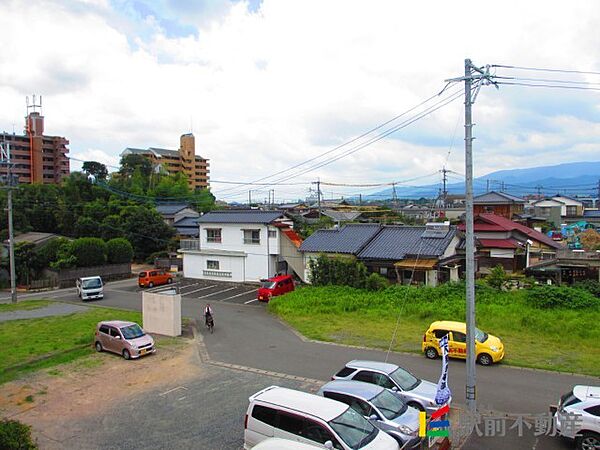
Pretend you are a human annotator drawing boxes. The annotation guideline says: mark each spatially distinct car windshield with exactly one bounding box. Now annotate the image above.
[475,327,488,343]
[120,324,144,340]
[260,281,276,289]
[390,367,420,391]
[371,389,407,420]
[82,278,101,289]
[139,272,147,278]
[329,407,378,450]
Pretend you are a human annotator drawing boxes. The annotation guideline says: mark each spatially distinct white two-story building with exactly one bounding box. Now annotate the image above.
[178,210,305,283]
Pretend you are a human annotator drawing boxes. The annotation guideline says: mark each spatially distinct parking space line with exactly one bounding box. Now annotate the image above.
[178,282,203,291]
[221,289,258,302]
[181,285,217,296]
[244,299,258,304]
[196,286,237,299]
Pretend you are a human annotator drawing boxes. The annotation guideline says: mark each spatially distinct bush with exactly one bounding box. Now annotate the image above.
[106,238,134,264]
[308,254,368,288]
[573,280,600,298]
[0,419,37,449]
[70,238,107,267]
[144,250,170,265]
[525,285,599,309]
[366,273,389,291]
[486,265,508,290]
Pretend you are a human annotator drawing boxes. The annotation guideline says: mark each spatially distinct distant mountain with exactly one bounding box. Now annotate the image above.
[372,161,600,199]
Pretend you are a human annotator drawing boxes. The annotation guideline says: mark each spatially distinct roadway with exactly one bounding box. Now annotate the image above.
[2,278,592,449]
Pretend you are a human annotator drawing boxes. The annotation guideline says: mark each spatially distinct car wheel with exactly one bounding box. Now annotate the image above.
[122,349,131,360]
[425,347,439,359]
[407,401,425,412]
[148,282,154,288]
[167,278,173,284]
[95,342,103,352]
[477,353,493,366]
[578,432,600,450]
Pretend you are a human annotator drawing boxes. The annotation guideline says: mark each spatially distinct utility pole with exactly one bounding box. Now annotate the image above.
[392,182,398,207]
[248,190,252,206]
[271,189,275,209]
[596,179,600,208]
[440,167,448,207]
[446,58,495,414]
[316,180,322,219]
[1,141,17,304]
[536,185,543,199]
[486,179,490,193]
[359,193,362,206]
[463,59,477,414]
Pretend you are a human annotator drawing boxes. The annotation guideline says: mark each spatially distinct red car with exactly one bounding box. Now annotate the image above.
[257,275,295,302]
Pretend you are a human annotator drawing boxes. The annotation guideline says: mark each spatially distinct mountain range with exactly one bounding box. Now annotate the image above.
[371,161,600,200]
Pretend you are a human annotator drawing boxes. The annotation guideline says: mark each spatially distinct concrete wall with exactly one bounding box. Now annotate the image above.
[182,252,246,282]
[142,291,181,337]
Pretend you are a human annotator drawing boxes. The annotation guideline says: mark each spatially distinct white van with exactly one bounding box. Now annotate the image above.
[76,276,104,301]
[253,438,323,449]
[244,386,399,450]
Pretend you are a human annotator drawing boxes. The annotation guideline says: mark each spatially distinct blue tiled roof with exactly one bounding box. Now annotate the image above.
[299,224,381,254]
[197,210,285,224]
[358,226,457,260]
[583,210,600,218]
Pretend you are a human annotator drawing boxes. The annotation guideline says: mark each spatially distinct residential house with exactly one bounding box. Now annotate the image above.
[533,196,584,226]
[458,213,562,274]
[526,248,600,285]
[172,216,199,238]
[1,232,67,259]
[473,191,526,219]
[299,222,460,286]
[156,203,199,226]
[178,210,304,283]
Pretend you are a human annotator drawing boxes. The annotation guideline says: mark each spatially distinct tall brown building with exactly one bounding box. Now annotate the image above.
[121,133,209,190]
[1,112,70,184]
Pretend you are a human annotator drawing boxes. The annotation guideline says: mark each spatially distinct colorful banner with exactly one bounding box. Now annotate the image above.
[435,334,452,406]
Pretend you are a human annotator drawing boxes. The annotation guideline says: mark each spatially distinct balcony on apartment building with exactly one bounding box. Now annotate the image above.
[179,239,201,251]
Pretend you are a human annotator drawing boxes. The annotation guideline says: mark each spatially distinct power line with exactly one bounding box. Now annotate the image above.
[496,81,600,92]
[491,64,600,77]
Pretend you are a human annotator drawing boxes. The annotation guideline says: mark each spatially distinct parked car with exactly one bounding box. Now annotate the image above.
[257,274,295,302]
[138,270,174,288]
[552,385,600,450]
[332,360,442,414]
[252,438,323,449]
[244,385,399,450]
[95,320,156,360]
[76,276,104,301]
[317,380,422,449]
[422,320,504,366]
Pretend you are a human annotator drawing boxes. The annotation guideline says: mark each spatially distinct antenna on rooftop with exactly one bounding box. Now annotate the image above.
[26,94,42,115]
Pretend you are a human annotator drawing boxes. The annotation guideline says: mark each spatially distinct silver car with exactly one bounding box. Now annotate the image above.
[332,360,446,414]
[318,380,422,449]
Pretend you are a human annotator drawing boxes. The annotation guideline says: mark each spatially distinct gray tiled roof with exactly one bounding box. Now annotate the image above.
[322,209,362,222]
[473,191,525,204]
[358,225,457,260]
[148,147,179,157]
[173,216,199,226]
[156,203,191,215]
[299,224,381,254]
[197,210,285,224]
[584,210,600,218]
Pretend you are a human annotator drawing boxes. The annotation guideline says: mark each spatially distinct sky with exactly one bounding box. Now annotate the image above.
[1,0,600,202]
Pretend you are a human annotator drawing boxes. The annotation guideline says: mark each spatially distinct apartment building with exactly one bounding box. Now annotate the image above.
[1,111,70,184]
[121,133,209,190]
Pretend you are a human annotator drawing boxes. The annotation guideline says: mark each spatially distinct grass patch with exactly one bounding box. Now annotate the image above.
[268,284,600,377]
[0,300,52,313]
[0,305,142,385]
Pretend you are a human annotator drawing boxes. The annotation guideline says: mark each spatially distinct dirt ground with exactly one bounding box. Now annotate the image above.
[0,337,202,448]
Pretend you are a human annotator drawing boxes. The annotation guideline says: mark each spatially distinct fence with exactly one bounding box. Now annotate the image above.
[28,278,57,290]
[179,239,200,251]
[48,263,132,288]
[155,257,183,271]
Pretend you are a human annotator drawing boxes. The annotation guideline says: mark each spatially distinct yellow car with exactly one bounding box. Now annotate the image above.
[422,321,504,366]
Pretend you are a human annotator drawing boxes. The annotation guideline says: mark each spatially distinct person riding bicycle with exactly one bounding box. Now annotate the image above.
[204,303,214,326]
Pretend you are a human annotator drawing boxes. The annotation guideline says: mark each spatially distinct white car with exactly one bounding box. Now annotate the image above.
[553,385,600,450]
[244,386,400,450]
[253,438,323,449]
[76,276,104,301]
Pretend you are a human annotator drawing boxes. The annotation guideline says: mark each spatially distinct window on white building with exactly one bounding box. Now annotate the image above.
[243,229,261,244]
[206,260,220,270]
[206,228,222,243]
[268,230,277,238]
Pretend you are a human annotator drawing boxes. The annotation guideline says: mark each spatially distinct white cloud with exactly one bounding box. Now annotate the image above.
[1,0,600,202]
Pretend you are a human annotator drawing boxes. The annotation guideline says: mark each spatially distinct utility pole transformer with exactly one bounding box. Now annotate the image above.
[1,141,17,304]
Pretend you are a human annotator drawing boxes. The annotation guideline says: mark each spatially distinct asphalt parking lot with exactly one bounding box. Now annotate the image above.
[144,279,262,306]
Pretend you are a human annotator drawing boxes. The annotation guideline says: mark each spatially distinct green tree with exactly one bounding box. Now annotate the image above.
[106,238,134,264]
[119,206,174,260]
[0,419,38,450]
[82,161,108,181]
[486,265,508,290]
[74,217,101,237]
[99,215,124,240]
[70,238,107,267]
